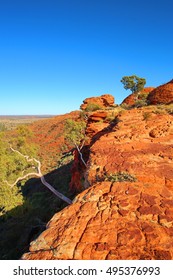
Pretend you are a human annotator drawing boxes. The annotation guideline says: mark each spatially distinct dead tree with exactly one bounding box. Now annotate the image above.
[4,146,72,205]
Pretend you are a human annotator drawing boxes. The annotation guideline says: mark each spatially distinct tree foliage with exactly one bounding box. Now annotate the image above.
[0,127,38,215]
[64,119,86,148]
[0,123,75,259]
[121,75,146,93]
[64,119,87,167]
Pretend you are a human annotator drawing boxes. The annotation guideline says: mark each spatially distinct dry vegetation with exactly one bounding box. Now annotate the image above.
[0,115,54,131]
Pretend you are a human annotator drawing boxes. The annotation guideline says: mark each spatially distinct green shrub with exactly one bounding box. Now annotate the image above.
[105,107,124,122]
[79,110,88,120]
[134,99,148,107]
[64,119,86,148]
[120,103,132,110]
[0,123,6,131]
[104,171,136,182]
[139,92,150,100]
[84,103,102,112]
[166,108,173,114]
[152,109,165,115]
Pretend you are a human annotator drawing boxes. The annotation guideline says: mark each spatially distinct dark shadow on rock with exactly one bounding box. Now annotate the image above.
[90,117,121,146]
[0,161,75,260]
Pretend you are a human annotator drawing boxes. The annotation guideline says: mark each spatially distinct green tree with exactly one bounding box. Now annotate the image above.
[64,119,87,166]
[64,119,86,148]
[0,133,24,214]
[0,128,39,215]
[0,126,72,215]
[121,75,146,93]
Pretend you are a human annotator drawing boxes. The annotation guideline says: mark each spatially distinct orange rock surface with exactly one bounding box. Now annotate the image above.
[80,94,115,110]
[147,79,173,105]
[22,105,173,260]
[22,181,173,260]
[121,87,155,106]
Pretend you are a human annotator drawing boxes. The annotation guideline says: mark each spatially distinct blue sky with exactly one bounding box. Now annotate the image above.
[0,0,173,115]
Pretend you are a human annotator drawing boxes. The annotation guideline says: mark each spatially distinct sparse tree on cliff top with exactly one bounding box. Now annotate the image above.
[121,75,146,93]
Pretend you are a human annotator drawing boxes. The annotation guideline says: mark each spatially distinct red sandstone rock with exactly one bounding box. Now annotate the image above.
[80,94,115,110]
[121,87,155,106]
[147,79,173,105]
[22,180,173,260]
[88,111,108,121]
[22,106,173,260]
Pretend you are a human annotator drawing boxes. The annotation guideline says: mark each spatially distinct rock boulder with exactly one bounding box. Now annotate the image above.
[147,79,173,105]
[80,94,115,111]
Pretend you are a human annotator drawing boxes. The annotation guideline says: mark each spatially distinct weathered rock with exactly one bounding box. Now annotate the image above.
[22,181,173,260]
[80,94,115,110]
[85,108,173,188]
[84,111,109,138]
[88,111,108,122]
[22,107,173,260]
[147,79,173,105]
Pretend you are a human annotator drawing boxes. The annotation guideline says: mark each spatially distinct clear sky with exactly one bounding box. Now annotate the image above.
[0,0,173,115]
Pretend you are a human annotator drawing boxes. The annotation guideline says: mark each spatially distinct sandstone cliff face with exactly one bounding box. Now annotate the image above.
[22,105,173,260]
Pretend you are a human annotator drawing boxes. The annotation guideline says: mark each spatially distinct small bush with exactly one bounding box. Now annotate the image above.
[165,104,173,115]
[120,103,132,110]
[84,103,102,112]
[139,92,150,100]
[166,108,173,114]
[105,107,124,122]
[143,112,152,121]
[152,108,165,115]
[79,110,88,120]
[134,99,148,108]
[104,172,136,182]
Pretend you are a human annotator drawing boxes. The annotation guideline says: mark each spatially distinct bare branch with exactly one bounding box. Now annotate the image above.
[74,142,87,167]
[10,146,42,174]
[40,176,72,205]
[79,139,85,150]
[4,172,41,188]
[5,147,72,205]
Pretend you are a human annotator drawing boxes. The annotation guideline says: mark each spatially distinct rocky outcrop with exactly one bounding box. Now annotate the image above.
[22,180,173,260]
[22,106,173,260]
[80,94,115,110]
[147,79,173,105]
[85,111,109,138]
[121,87,155,106]
[69,110,112,192]
[85,108,173,188]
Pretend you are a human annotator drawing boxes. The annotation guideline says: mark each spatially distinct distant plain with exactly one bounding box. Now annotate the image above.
[0,115,54,130]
